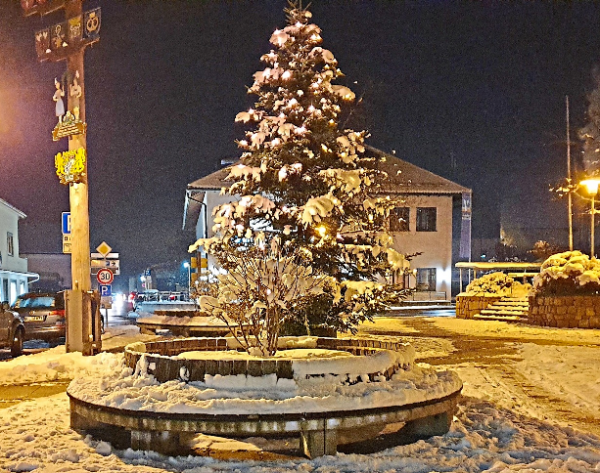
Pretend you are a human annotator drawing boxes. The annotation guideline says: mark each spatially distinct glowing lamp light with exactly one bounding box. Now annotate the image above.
[316,225,327,237]
[437,267,452,285]
[581,178,600,257]
[581,179,600,195]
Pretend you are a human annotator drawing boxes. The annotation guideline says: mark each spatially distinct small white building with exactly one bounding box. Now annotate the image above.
[183,148,472,299]
[0,198,38,304]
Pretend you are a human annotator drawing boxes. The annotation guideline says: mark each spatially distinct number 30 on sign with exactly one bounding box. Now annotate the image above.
[96,268,114,285]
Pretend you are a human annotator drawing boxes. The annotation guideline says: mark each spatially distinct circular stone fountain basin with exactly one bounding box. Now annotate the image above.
[68,337,462,458]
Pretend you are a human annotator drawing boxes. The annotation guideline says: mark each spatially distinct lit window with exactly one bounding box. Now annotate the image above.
[390,207,410,232]
[416,207,437,232]
[416,268,437,291]
[7,232,14,256]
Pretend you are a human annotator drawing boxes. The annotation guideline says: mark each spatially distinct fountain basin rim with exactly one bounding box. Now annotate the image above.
[67,386,462,425]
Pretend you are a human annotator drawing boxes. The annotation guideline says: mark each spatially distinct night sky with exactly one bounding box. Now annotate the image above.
[2,0,600,285]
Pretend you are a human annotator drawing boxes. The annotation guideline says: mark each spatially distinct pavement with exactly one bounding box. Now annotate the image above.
[0,304,138,409]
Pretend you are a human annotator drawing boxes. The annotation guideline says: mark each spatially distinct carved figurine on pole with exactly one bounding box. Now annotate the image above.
[52,71,87,141]
[53,77,65,123]
[69,70,82,120]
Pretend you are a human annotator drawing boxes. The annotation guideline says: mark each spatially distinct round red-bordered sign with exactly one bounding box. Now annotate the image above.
[97,268,114,285]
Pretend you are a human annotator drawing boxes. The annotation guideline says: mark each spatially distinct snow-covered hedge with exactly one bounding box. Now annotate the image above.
[465,272,531,297]
[534,250,600,295]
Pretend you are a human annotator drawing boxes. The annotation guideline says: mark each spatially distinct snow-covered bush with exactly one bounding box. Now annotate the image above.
[199,239,329,355]
[534,250,600,296]
[465,272,531,297]
[529,240,561,262]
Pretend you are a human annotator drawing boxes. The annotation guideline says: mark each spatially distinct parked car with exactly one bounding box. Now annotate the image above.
[11,292,66,343]
[0,301,25,356]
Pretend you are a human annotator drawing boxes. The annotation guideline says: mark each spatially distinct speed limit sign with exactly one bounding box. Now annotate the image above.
[96,268,114,285]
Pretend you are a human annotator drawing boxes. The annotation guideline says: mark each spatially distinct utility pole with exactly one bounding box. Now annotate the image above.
[566,96,574,251]
[23,0,101,354]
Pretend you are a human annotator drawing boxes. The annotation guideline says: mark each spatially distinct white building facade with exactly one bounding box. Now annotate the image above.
[0,199,37,304]
[183,149,471,299]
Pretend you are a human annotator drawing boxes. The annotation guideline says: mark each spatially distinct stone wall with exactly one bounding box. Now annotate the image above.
[455,294,503,319]
[529,295,600,328]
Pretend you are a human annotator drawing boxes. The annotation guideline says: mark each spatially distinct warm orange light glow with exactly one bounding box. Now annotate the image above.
[581,179,600,195]
[316,225,327,237]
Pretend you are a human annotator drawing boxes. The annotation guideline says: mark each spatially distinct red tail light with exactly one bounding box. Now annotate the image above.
[51,310,66,326]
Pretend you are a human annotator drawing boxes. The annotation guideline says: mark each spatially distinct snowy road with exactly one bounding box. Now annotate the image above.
[359,317,600,438]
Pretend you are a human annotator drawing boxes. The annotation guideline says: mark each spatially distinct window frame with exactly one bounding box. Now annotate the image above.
[416,207,437,232]
[7,232,14,256]
[416,268,437,291]
[389,207,410,232]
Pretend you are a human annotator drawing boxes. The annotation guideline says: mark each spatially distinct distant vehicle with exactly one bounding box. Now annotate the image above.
[126,291,138,312]
[0,301,25,356]
[11,292,66,344]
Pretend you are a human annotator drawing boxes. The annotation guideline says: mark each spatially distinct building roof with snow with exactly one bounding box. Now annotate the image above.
[183,147,471,230]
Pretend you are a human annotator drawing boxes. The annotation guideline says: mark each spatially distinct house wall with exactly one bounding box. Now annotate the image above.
[195,193,240,240]
[390,195,454,298]
[195,192,456,299]
[0,201,31,303]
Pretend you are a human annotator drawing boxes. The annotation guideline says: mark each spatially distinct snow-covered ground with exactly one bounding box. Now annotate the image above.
[2,319,600,472]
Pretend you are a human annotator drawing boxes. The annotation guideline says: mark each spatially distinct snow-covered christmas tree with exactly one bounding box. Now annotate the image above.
[193,2,410,354]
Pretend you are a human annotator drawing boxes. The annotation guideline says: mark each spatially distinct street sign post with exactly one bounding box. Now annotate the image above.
[99,284,112,297]
[96,268,114,285]
[62,212,72,254]
[96,241,112,258]
[62,212,71,234]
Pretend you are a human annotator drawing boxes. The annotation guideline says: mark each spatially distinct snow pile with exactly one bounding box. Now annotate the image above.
[464,272,531,297]
[292,346,414,379]
[174,345,415,381]
[534,250,600,295]
[67,353,460,415]
[0,346,123,385]
[2,394,600,472]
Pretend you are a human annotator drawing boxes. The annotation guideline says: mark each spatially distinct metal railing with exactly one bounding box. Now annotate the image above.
[404,290,447,301]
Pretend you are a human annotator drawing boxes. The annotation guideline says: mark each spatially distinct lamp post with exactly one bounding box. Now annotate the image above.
[183,262,191,295]
[581,179,600,257]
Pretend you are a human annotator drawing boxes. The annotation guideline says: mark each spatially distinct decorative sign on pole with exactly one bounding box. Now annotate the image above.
[22,0,66,17]
[52,70,86,141]
[24,0,101,356]
[34,8,101,62]
[53,114,87,141]
[55,147,86,184]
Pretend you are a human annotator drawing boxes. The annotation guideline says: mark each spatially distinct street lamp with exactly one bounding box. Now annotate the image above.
[183,262,191,294]
[580,178,600,257]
